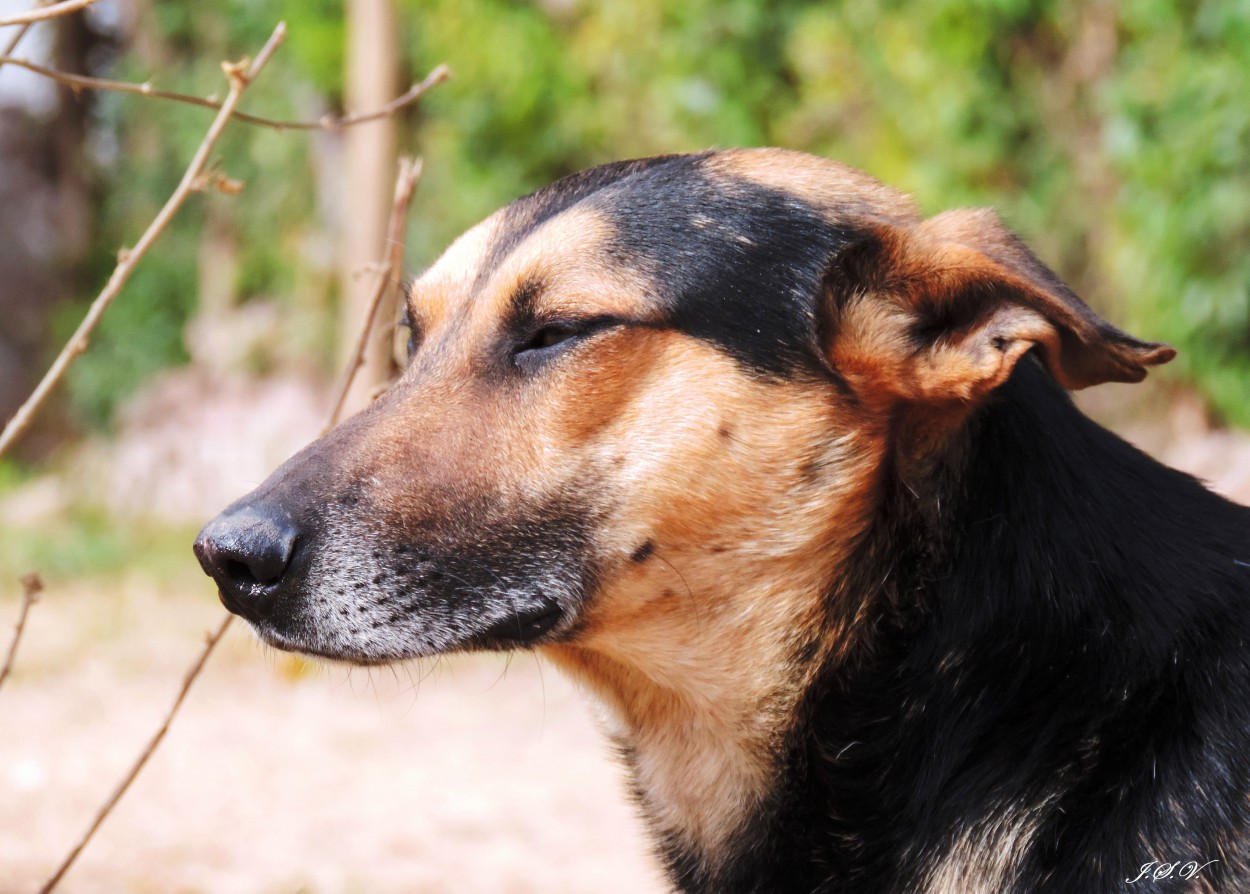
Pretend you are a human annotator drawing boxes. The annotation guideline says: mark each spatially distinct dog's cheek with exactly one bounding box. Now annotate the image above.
[574,346,829,554]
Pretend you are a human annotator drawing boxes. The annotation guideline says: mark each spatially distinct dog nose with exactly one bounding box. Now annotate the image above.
[194,506,299,615]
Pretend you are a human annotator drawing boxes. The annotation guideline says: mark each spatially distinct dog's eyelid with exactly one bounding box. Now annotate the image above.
[396,307,424,362]
[512,315,625,367]
[527,314,622,340]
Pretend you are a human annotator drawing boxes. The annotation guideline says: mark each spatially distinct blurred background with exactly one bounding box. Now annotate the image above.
[0,0,1247,891]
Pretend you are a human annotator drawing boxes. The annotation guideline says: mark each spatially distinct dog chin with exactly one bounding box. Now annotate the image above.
[245,620,434,666]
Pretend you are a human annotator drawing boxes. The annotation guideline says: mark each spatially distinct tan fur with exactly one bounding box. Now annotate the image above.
[921,805,1046,894]
[371,207,651,521]
[544,342,884,871]
[410,212,503,328]
[706,147,920,224]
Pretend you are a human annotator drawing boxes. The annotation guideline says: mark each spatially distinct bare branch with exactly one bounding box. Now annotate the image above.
[0,25,34,62]
[326,155,424,430]
[0,56,451,131]
[318,65,449,131]
[238,22,286,80]
[0,22,288,460]
[37,613,233,894]
[0,573,42,694]
[0,0,57,71]
[0,0,95,27]
[35,147,427,892]
[32,29,288,883]
[1,18,36,62]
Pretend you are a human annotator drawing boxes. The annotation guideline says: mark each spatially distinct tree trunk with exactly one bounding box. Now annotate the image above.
[338,0,400,415]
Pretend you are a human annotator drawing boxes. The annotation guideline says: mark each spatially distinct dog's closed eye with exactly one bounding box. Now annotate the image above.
[525,322,583,352]
[514,318,622,370]
[397,307,422,364]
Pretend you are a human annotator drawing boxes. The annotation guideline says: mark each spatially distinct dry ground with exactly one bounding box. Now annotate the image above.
[0,576,666,894]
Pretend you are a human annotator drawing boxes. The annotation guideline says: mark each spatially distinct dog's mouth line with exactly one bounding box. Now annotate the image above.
[241,592,575,665]
[471,597,568,646]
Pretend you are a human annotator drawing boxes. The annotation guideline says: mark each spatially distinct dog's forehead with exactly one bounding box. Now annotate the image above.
[413,155,687,316]
[413,204,639,329]
[413,149,918,371]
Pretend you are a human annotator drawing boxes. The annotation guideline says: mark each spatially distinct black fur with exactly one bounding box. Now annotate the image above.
[676,360,1250,893]
[479,154,693,282]
[487,153,856,377]
[583,157,852,377]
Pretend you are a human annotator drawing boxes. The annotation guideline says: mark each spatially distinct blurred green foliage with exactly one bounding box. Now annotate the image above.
[0,473,196,582]
[0,457,192,585]
[67,0,1249,425]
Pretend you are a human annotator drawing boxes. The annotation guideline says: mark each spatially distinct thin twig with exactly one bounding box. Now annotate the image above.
[0,56,451,131]
[326,155,424,429]
[0,0,47,69]
[37,613,232,894]
[0,573,42,693]
[0,23,287,460]
[33,28,288,886]
[0,0,95,27]
[1,0,59,74]
[0,23,34,63]
[36,143,428,893]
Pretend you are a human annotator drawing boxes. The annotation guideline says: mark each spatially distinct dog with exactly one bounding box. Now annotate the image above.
[195,149,1250,893]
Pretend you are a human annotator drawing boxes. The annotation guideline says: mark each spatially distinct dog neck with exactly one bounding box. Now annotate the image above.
[554,362,1250,893]
[545,568,840,883]
[544,452,881,887]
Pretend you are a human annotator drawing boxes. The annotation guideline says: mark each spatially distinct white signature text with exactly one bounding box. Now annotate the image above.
[1127,860,1219,884]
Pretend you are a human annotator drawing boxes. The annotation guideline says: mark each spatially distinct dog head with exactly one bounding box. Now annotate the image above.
[194,149,1173,666]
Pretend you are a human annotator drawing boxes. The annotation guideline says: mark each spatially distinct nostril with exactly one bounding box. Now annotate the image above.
[194,505,300,610]
[228,534,295,586]
[224,558,261,587]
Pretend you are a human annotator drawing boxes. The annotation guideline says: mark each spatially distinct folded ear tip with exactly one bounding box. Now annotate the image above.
[1146,343,1178,366]
[1064,340,1176,390]
[1110,337,1176,374]
[1116,342,1175,383]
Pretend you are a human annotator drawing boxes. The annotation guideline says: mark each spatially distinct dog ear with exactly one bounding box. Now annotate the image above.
[824,208,1175,407]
